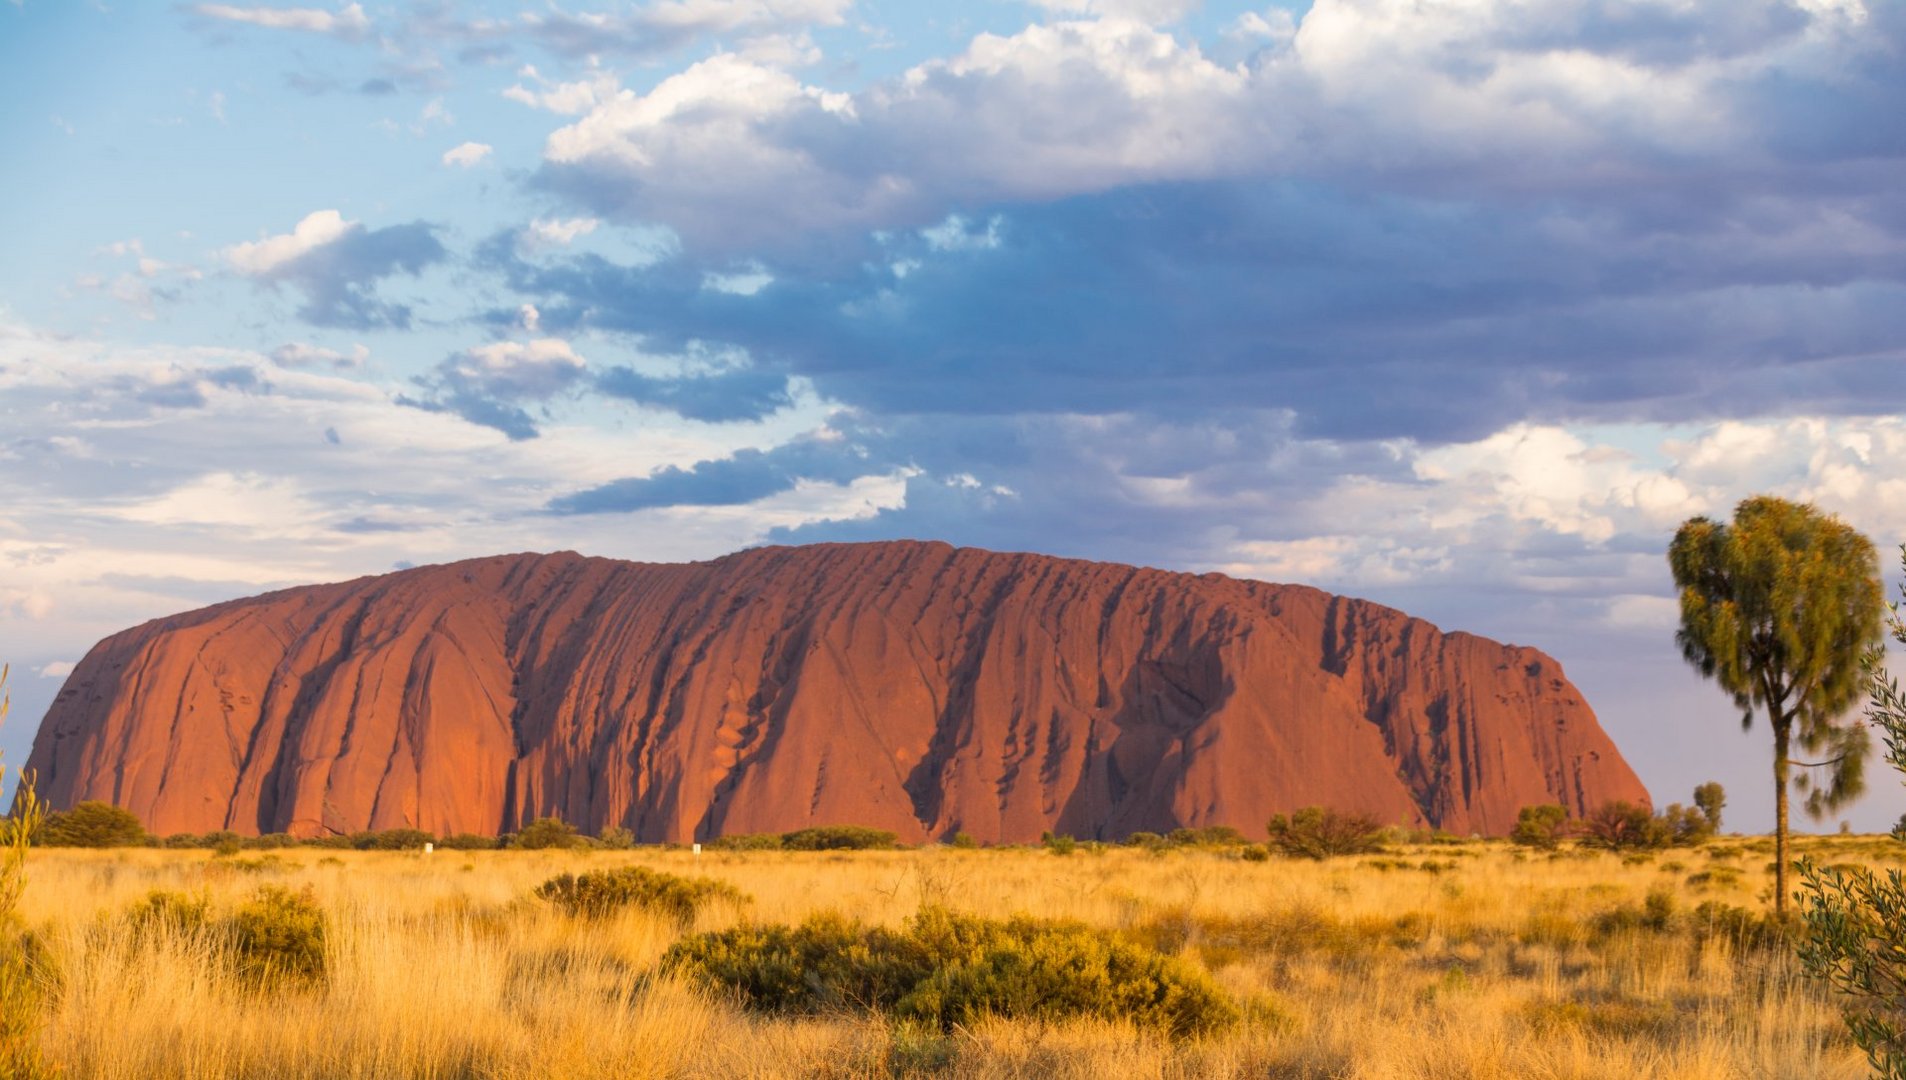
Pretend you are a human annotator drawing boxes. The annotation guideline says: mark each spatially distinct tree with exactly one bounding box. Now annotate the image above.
[1670,496,1883,916]
[1265,807,1385,859]
[38,800,149,847]
[1693,781,1726,834]
[1796,546,1906,1076]
[1510,804,1570,849]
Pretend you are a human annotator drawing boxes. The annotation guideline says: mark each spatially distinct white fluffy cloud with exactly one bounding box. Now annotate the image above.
[192,3,370,39]
[447,339,589,399]
[441,141,493,167]
[0,318,881,678]
[222,209,354,275]
[536,0,1876,251]
[521,216,601,249]
[1029,0,1202,24]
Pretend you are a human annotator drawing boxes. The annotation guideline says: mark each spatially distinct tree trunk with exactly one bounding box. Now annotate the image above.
[1774,719,1791,918]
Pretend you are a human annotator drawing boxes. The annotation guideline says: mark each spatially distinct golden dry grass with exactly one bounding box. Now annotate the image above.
[12,834,1896,1078]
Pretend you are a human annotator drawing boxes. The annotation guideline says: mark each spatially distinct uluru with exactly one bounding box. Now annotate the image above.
[25,541,1647,843]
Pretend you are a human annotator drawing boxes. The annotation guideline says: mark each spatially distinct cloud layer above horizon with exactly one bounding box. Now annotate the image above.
[2,0,1905,828]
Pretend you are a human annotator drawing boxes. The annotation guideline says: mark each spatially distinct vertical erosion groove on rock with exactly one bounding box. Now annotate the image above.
[25,541,1648,841]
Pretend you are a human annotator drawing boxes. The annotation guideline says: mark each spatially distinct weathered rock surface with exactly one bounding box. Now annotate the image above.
[26,542,1647,841]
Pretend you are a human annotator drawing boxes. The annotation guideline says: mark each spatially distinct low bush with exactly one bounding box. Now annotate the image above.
[1266,807,1385,859]
[533,866,747,924]
[1511,804,1570,850]
[949,832,979,850]
[349,828,436,851]
[596,825,635,850]
[666,907,1236,1037]
[509,817,585,851]
[1167,826,1249,848]
[710,833,784,851]
[1590,886,1678,937]
[438,833,501,851]
[125,889,212,939]
[1689,899,1788,952]
[226,885,328,988]
[1041,831,1077,855]
[1578,801,1669,851]
[37,801,148,848]
[780,825,899,851]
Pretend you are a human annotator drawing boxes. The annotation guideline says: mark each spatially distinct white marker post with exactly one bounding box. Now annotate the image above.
[692,843,702,858]
[423,842,434,854]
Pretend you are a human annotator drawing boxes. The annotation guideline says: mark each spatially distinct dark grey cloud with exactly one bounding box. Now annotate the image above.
[489,172,1906,445]
[549,429,884,514]
[398,339,588,441]
[265,222,445,330]
[594,364,793,423]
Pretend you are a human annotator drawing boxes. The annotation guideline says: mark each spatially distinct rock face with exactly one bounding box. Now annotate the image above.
[26,542,1647,841]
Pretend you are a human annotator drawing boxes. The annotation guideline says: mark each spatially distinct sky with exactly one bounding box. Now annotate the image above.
[3,0,1905,833]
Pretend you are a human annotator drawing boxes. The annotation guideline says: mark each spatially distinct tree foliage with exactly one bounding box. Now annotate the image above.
[1693,782,1726,833]
[37,800,151,847]
[1265,807,1385,859]
[508,816,584,850]
[1797,546,1906,1077]
[1510,804,1570,849]
[1671,495,1882,913]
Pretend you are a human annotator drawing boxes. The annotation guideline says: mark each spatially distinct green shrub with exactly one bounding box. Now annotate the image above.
[1122,831,1166,849]
[780,825,899,851]
[1511,804,1570,849]
[438,833,500,851]
[226,885,328,988]
[1240,845,1270,862]
[534,866,747,924]
[949,832,978,850]
[126,889,212,938]
[666,907,1237,1037]
[350,828,436,851]
[1578,801,1670,851]
[1591,886,1679,937]
[1041,831,1077,856]
[37,801,148,848]
[711,833,784,851]
[509,817,584,850]
[1266,807,1385,859]
[1167,826,1248,848]
[1659,802,1715,846]
[1693,782,1725,833]
[597,825,635,850]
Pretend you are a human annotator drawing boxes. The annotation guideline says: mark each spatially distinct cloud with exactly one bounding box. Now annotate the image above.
[1029,0,1202,24]
[399,338,590,440]
[224,210,354,275]
[441,141,493,167]
[595,360,793,422]
[442,0,853,63]
[548,427,886,513]
[521,216,600,250]
[35,662,75,680]
[269,342,368,370]
[191,2,371,41]
[530,0,1899,259]
[485,173,1906,449]
[223,210,447,329]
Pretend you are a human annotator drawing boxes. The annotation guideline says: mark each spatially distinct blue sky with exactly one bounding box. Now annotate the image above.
[4,0,1906,832]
